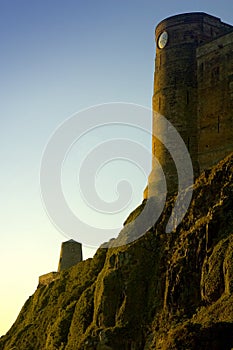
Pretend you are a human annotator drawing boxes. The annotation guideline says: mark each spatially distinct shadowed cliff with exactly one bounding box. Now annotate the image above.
[1,153,233,350]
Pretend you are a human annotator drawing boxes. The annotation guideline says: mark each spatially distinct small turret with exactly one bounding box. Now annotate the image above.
[58,239,83,272]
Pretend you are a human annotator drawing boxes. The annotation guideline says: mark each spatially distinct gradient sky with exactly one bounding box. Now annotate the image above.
[1,0,233,336]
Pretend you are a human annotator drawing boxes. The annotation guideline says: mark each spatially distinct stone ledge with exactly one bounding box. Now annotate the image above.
[38,272,60,287]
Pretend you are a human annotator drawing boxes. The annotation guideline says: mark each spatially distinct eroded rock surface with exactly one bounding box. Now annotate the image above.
[0,153,233,350]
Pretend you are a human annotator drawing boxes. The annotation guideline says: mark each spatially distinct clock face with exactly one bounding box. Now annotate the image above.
[158,31,168,49]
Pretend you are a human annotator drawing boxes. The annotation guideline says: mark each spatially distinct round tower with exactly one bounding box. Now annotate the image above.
[148,12,232,197]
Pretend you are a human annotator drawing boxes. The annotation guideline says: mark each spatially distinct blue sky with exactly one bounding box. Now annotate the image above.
[1,0,233,336]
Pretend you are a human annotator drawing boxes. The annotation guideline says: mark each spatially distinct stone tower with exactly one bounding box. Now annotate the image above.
[147,12,233,198]
[58,239,83,272]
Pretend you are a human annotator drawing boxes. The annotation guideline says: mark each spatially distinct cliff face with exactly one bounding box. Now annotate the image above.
[1,153,233,350]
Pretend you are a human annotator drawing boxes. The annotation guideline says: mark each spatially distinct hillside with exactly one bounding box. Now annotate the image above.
[0,153,233,350]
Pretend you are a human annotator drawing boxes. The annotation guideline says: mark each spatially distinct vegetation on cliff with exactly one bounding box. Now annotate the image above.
[1,153,233,350]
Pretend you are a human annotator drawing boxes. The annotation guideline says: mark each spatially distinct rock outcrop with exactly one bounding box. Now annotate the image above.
[1,153,233,350]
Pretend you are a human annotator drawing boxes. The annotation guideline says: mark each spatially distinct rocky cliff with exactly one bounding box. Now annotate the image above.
[1,153,233,350]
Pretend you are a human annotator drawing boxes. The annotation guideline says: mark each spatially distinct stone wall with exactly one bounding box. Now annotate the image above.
[39,272,59,286]
[197,31,233,171]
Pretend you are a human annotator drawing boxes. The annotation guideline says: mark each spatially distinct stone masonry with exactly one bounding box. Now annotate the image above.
[58,239,83,272]
[39,272,60,287]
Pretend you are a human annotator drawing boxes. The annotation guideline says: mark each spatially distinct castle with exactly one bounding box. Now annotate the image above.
[39,13,233,284]
[146,12,233,197]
